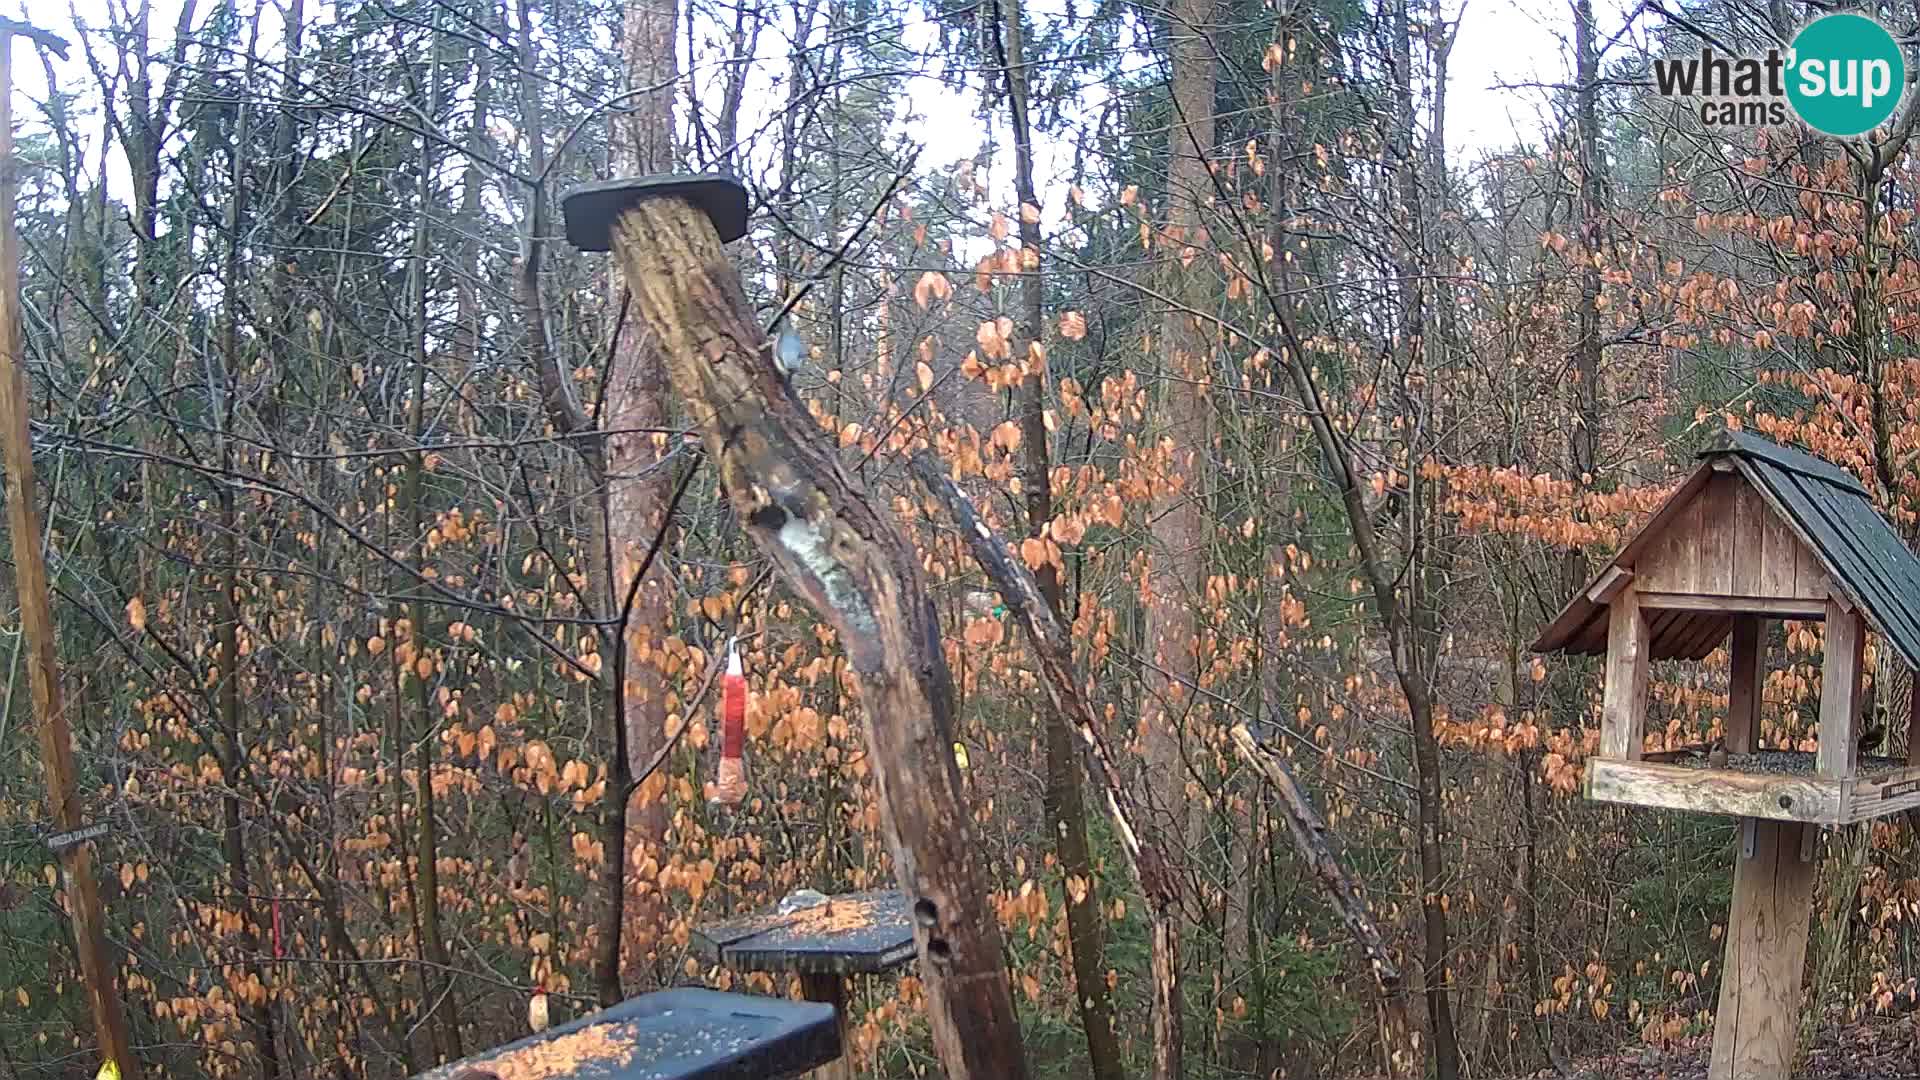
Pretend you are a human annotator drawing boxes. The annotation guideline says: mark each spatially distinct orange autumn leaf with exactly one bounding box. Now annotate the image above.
[913,271,951,309]
[1019,537,1049,570]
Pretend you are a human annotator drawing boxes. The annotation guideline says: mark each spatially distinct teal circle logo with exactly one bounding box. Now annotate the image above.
[1786,13,1906,137]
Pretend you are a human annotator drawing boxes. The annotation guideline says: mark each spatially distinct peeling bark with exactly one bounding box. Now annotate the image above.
[605,199,1029,1080]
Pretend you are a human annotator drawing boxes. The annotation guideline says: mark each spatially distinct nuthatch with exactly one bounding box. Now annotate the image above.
[770,327,804,379]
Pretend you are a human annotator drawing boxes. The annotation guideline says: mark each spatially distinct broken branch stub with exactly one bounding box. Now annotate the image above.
[567,178,1029,1080]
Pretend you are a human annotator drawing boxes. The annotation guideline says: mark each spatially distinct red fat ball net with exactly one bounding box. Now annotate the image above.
[711,640,747,805]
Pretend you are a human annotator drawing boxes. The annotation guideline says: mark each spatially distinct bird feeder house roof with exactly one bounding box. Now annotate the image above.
[1533,430,1920,670]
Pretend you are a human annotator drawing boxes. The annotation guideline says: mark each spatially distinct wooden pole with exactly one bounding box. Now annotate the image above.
[1599,582,1649,760]
[1708,607,1855,1078]
[0,22,139,1077]
[797,973,852,1080]
[594,190,1030,1080]
[1709,819,1817,1079]
[1817,600,1865,778]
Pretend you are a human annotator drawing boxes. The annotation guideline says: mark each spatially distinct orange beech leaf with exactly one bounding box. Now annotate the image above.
[1019,537,1048,570]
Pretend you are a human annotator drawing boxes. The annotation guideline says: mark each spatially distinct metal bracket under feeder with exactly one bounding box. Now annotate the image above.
[1737,817,1819,863]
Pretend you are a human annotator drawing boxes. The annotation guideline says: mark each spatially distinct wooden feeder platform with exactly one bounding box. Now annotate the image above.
[691,891,914,1080]
[1587,747,1920,825]
[692,890,915,976]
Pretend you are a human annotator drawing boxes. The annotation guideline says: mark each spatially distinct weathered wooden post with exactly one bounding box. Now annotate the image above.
[559,175,1029,1080]
[1535,431,1920,1080]
[0,17,139,1077]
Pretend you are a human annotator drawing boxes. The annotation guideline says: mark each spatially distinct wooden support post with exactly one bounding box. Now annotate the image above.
[565,178,1029,1080]
[1600,582,1649,760]
[799,973,853,1080]
[1906,679,1920,767]
[1727,616,1765,754]
[1709,819,1818,1080]
[1818,599,1864,779]
[0,22,137,1079]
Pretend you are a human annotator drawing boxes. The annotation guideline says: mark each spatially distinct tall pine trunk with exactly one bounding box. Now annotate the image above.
[995,4,1124,1078]
[605,0,679,981]
[405,19,462,1058]
[1144,1,1217,1074]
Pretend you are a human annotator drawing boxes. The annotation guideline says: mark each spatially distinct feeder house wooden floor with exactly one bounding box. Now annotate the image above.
[1585,747,1920,825]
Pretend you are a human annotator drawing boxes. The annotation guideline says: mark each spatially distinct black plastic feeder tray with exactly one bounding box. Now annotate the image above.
[413,987,839,1080]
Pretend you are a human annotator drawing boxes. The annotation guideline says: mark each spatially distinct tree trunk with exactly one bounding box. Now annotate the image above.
[1388,0,1461,1071]
[994,3,1124,1078]
[406,21,461,1058]
[1228,725,1418,1076]
[912,452,1187,1080]
[607,0,679,976]
[1567,0,1604,598]
[215,65,281,1080]
[605,197,1031,1080]
[1144,0,1218,901]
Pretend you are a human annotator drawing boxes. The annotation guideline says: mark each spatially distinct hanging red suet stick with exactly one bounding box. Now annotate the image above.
[712,639,748,805]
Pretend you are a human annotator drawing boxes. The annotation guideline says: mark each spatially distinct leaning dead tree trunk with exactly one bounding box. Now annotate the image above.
[1228,725,1420,1077]
[915,451,1421,1079]
[562,176,1029,1080]
[909,451,1185,1080]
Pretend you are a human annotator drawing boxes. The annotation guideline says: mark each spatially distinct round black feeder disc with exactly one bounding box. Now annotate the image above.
[561,174,750,252]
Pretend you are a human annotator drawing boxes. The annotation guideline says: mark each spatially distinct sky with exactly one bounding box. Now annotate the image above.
[1450,0,1584,156]
[3,0,1637,216]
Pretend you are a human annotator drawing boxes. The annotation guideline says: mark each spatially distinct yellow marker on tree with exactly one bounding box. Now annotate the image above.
[96,1059,120,1080]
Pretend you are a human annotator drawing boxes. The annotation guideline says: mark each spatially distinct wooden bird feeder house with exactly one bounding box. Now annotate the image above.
[1535,429,1920,1080]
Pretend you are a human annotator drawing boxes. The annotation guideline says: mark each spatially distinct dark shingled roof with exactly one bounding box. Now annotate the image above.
[1533,430,1920,671]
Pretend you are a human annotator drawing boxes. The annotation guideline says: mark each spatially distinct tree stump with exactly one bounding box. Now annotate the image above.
[562,175,1029,1080]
